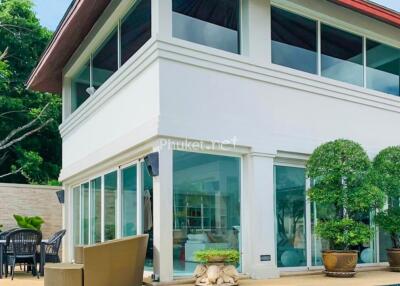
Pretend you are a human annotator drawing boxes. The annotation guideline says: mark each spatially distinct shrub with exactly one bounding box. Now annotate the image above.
[13,215,44,231]
[372,146,400,249]
[194,249,240,264]
[307,139,384,250]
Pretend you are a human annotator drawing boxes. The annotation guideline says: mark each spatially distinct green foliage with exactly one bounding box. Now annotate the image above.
[316,218,372,249]
[13,214,44,231]
[0,0,61,184]
[306,139,384,250]
[372,146,400,248]
[194,249,240,265]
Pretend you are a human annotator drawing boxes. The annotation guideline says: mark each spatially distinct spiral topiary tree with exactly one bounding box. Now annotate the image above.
[373,146,400,249]
[307,139,384,251]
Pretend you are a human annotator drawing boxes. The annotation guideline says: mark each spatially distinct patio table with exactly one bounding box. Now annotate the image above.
[0,239,48,279]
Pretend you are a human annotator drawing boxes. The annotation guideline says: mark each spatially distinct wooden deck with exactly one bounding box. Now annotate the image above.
[2,268,400,286]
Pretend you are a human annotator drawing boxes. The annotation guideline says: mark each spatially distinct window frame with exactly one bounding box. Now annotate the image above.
[66,0,152,116]
[270,2,400,96]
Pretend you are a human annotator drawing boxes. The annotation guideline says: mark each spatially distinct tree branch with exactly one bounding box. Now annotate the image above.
[0,166,22,179]
[0,103,51,149]
[0,118,53,151]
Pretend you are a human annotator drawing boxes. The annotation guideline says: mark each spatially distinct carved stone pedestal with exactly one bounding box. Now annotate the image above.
[194,264,239,286]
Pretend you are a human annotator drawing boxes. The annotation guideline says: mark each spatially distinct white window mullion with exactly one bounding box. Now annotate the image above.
[101,176,105,242]
[137,162,143,235]
[79,185,83,245]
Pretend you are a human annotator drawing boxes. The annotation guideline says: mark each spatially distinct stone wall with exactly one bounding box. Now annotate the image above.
[0,183,63,239]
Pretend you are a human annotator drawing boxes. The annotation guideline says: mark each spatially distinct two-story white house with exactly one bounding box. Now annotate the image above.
[27,0,400,282]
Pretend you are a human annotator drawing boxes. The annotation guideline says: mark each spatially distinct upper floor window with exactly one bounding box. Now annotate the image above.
[271,6,317,74]
[172,0,240,54]
[366,40,400,96]
[271,6,400,97]
[70,0,151,114]
[321,24,363,87]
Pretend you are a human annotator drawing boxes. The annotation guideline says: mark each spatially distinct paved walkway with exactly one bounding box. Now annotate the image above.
[2,269,400,286]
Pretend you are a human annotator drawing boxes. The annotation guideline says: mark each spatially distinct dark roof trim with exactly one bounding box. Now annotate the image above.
[27,0,111,94]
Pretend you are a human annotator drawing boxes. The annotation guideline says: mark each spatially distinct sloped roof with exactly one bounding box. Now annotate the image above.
[27,0,400,94]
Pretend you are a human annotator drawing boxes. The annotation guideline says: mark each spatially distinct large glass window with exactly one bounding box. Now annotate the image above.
[92,29,118,90]
[173,151,241,275]
[121,0,151,65]
[275,166,307,267]
[271,7,317,74]
[141,162,154,270]
[122,165,137,237]
[366,40,400,96]
[90,177,102,244]
[81,183,89,245]
[172,0,240,54]
[71,62,90,112]
[321,24,363,86]
[104,171,117,241]
[73,186,81,245]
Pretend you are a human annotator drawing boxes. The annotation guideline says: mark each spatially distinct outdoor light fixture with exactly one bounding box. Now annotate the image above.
[56,190,65,204]
[144,152,159,177]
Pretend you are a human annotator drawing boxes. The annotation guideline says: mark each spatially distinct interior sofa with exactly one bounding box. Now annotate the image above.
[45,234,149,286]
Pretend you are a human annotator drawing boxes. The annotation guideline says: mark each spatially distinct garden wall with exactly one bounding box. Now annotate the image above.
[0,183,63,239]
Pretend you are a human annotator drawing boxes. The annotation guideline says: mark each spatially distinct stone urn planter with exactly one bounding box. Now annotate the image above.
[193,249,240,286]
[387,249,400,272]
[322,250,358,277]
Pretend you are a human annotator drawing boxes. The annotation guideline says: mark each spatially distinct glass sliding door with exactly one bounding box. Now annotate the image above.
[73,186,81,245]
[121,165,138,237]
[90,177,102,244]
[173,151,241,275]
[104,171,118,241]
[275,166,307,267]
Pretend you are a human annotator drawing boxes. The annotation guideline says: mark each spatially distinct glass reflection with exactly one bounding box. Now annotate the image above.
[104,171,117,241]
[321,24,363,86]
[172,0,240,53]
[275,166,307,267]
[173,151,241,275]
[271,7,317,74]
[367,39,400,96]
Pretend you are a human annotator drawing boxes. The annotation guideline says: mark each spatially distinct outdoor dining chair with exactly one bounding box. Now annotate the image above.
[38,229,66,275]
[6,229,42,280]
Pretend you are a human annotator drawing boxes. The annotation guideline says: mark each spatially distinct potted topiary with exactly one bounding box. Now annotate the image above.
[193,249,240,286]
[307,139,384,277]
[372,146,400,271]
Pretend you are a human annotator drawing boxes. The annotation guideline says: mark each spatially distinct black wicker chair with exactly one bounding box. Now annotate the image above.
[0,229,18,276]
[6,229,42,280]
[40,229,66,263]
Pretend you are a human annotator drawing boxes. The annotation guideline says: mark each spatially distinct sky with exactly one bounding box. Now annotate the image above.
[33,0,400,31]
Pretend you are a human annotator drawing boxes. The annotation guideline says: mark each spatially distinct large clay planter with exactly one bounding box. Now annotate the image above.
[322,250,358,277]
[387,249,400,272]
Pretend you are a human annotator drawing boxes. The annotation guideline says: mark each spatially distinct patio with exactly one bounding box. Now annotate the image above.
[3,268,400,286]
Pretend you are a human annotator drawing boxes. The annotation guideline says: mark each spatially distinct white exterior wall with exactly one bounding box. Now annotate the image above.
[59,0,400,282]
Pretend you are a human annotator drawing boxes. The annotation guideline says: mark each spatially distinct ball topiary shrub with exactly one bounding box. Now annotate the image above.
[372,146,400,248]
[306,139,384,250]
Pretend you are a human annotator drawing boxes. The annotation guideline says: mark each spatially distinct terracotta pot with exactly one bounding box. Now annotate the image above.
[387,249,400,272]
[322,250,358,277]
[206,256,226,264]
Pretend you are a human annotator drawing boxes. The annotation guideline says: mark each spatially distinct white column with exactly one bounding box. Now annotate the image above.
[242,153,279,279]
[63,185,73,262]
[151,0,172,41]
[152,143,173,282]
[241,0,271,63]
